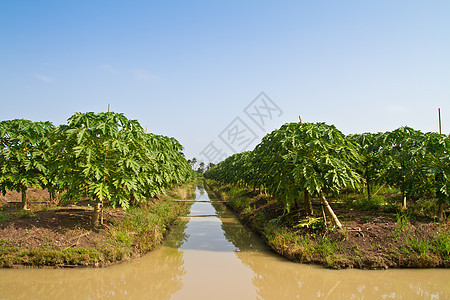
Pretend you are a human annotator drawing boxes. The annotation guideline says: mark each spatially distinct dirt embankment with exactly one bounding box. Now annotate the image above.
[205,180,450,269]
[1,208,122,254]
[0,183,195,268]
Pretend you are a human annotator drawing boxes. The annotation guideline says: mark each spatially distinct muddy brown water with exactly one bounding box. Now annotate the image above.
[0,186,449,299]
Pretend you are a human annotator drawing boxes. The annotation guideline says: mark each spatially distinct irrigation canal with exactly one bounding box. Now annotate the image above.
[0,184,449,299]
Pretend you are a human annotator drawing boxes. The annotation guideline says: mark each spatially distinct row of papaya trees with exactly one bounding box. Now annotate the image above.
[0,112,196,226]
[204,122,449,228]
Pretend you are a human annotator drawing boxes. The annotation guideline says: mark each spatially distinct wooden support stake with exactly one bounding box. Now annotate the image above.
[438,108,442,134]
[437,108,444,221]
[321,204,327,226]
[108,103,111,112]
[320,192,343,229]
[145,125,148,134]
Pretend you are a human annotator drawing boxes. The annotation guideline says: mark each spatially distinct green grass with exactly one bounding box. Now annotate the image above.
[0,212,9,222]
[108,199,191,258]
[393,213,449,261]
[18,210,37,219]
[342,193,398,212]
[263,222,342,267]
[433,229,450,261]
[0,239,101,267]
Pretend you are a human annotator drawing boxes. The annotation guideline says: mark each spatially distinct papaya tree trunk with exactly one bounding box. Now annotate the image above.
[92,200,101,227]
[366,177,371,200]
[402,190,407,210]
[321,203,327,225]
[49,189,57,204]
[437,200,444,222]
[320,192,342,229]
[21,186,27,210]
[304,189,313,215]
[100,200,104,225]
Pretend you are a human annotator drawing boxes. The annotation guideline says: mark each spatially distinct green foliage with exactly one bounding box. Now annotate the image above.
[352,196,386,211]
[433,229,450,260]
[50,112,195,211]
[206,122,363,212]
[393,212,438,259]
[394,212,411,237]
[294,217,325,230]
[0,239,100,267]
[110,201,188,255]
[229,196,250,211]
[206,121,449,219]
[263,223,339,267]
[381,127,428,204]
[423,133,450,209]
[347,132,385,199]
[0,212,9,222]
[0,119,55,207]
[1,112,194,225]
[17,210,36,219]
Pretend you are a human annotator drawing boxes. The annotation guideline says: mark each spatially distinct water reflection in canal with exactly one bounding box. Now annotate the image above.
[0,184,448,299]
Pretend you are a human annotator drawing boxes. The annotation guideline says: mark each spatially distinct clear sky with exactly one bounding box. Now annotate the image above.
[1,1,449,162]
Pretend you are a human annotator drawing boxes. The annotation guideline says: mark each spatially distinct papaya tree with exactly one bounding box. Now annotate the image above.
[347,132,385,200]
[288,123,362,228]
[51,112,151,226]
[0,119,55,209]
[423,132,449,221]
[381,127,427,209]
[51,112,195,226]
[251,123,313,213]
[146,134,195,190]
[206,122,363,228]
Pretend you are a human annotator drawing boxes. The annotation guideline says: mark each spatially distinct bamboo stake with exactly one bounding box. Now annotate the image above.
[100,104,111,225]
[437,108,444,221]
[372,183,386,198]
[145,125,148,134]
[320,192,343,229]
[321,204,327,226]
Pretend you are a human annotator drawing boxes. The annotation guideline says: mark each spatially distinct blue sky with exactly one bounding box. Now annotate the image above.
[1,1,449,161]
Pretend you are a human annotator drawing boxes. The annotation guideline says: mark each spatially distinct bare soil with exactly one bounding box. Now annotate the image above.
[0,207,124,251]
[0,188,50,205]
[0,188,124,252]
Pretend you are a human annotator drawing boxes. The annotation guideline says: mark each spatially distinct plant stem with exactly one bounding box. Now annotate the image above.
[21,186,27,210]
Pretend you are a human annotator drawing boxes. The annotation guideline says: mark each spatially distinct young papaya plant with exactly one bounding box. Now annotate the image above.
[0,119,55,209]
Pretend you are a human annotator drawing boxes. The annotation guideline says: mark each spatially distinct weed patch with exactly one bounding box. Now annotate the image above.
[0,212,9,222]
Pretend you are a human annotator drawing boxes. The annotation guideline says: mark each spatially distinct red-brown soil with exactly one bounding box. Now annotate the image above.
[0,188,50,205]
[0,188,124,251]
[0,207,124,251]
[0,183,194,268]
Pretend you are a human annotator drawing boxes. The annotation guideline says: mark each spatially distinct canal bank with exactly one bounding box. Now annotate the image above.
[0,182,195,268]
[205,179,450,270]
